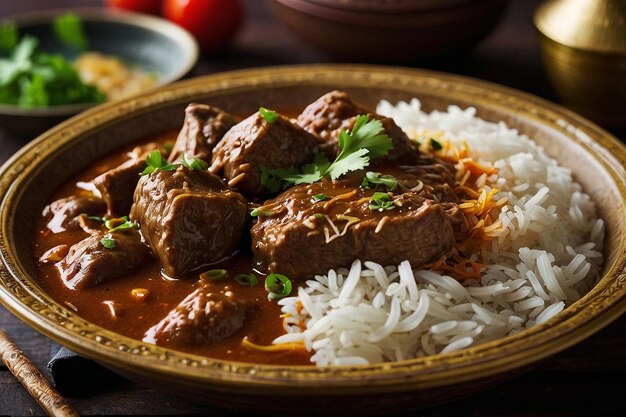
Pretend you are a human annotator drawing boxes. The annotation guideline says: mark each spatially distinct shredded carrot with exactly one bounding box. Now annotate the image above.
[409,134,507,281]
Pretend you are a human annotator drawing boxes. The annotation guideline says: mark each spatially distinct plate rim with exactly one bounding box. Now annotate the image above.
[1,64,625,393]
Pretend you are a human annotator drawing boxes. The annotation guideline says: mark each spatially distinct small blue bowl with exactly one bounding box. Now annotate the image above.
[0,8,199,138]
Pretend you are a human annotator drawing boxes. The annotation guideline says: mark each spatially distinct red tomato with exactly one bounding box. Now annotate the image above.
[163,0,244,53]
[105,0,162,15]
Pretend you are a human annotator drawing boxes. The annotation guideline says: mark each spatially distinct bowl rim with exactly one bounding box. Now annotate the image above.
[0,7,199,117]
[1,64,625,394]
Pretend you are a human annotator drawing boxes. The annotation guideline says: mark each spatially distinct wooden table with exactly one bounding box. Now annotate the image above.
[1,1,624,416]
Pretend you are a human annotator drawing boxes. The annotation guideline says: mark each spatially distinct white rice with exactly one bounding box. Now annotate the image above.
[274,99,605,366]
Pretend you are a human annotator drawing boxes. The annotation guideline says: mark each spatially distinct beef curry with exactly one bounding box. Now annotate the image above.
[33,91,462,365]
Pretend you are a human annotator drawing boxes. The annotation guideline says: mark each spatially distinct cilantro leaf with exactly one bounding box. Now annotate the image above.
[181,153,209,171]
[259,115,393,190]
[325,147,369,180]
[369,192,395,211]
[53,13,88,50]
[141,150,177,175]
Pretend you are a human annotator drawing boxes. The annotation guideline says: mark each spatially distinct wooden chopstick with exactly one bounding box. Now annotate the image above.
[0,329,79,417]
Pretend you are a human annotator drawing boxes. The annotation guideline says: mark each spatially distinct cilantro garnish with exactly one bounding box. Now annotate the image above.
[259,106,278,123]
[260,115,393,191]
[100,237,116,249]
[361,171,398,191]
[53,13,89,51]
[141,151,208,176]
[369,192,395,212]
[141,151,177,175]
[0,17,104,108]
[181,153,209,171]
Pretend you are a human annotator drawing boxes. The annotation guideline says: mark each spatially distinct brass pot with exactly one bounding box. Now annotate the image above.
[534,0,626,128]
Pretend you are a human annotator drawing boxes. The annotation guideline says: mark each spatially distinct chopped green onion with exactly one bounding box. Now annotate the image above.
[250,208,274,217]
[313,193,328,203]
[80,213,104,223]
[259,106,278,124]
[105,216,138,233]
[100,237,116,249]
[265,273,292,301]
[430,138,443,151]
[199,269,228,282]
[104,216,128,229]
[314,213,324,220]
[369,192,395,212]
[361,171,398,191]
[235,273,259,287]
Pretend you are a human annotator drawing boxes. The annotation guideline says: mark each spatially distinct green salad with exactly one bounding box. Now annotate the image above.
[0,14,105,108]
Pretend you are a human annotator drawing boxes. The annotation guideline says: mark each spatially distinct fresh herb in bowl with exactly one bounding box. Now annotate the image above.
[0,14,106,108]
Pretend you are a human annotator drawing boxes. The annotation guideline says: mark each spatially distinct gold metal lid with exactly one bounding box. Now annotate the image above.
[534,0,626,54]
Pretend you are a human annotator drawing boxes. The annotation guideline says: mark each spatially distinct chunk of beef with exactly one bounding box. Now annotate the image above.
[130,167,247,277]
[296,90,419,164]
[210,111,319,199]
[57,229,151,290]
[93,158,145,217]
[143,286,246,347]
[251,168,460,279]
[43,195,106,233]
[168,104,236,163]
[93,143,169,217]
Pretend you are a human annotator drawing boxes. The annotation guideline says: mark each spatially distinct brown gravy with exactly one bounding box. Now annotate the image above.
[33,131,311,365]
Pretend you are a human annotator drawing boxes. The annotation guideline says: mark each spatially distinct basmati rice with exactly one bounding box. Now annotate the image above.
[274,99,604,366]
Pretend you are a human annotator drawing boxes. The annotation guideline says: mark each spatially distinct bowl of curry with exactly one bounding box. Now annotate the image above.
[0,65,625,415]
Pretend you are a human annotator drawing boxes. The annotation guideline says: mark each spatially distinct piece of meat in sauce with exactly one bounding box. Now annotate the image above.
[143,285,247,347]
[251,169,460,279]
[93,143,168,217]
[57,229,151,290]
[43,195,106,233]
[210,111,319,199]
[296,90,419,164]
[131,166,247,277]
[168,104,237,163]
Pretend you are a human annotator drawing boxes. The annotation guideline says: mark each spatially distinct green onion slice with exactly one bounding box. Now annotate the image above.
[199,269,227,282]
[100,237,116,249]
[259,106,278,124]
[313,193,328,202]
[265,273,292,301]
[250,208,274,217]
[235,273,259,287]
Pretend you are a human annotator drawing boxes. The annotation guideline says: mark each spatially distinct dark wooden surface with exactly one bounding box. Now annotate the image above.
[1,1,625,416]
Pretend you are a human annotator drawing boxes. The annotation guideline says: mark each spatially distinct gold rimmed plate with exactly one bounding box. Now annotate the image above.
[1,65,625,415]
